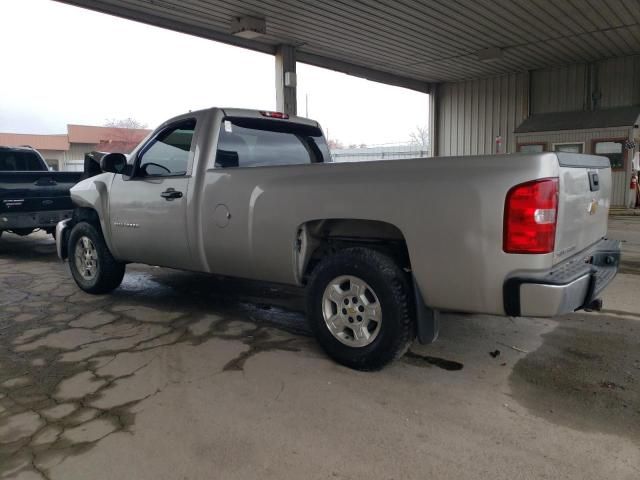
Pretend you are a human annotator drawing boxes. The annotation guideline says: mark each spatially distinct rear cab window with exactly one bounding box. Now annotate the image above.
[215,118,330,168]
[0,150,47,171]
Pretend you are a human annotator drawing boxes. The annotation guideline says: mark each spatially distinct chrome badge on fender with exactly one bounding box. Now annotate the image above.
[114,221,140,228]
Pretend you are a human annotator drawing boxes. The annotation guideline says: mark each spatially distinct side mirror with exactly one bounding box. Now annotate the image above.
[100,153,129,175]
[215,150,239,168]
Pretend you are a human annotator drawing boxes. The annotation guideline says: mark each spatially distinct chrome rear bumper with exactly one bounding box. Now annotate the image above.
[504,239,620,317]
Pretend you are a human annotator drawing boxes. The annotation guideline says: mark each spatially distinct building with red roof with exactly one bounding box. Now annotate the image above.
[0,124,151,170]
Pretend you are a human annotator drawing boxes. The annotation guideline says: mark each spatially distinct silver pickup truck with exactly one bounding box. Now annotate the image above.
[56,108,620,370]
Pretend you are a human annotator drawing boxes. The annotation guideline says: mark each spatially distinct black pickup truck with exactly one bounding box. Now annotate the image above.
[0,146,83,239]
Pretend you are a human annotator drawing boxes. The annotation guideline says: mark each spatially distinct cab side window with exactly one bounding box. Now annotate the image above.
[138,119,196,177]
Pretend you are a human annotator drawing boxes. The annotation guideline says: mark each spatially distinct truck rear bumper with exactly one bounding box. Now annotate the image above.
[0,210,73,231]
[504,239,620,317]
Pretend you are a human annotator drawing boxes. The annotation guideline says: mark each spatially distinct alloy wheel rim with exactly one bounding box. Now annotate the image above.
[74,236,98,281]
[322,275,382,347]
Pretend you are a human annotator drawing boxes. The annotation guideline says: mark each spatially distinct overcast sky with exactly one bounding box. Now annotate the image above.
[0,0,429,146]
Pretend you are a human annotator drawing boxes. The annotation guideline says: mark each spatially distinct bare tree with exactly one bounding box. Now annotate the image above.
[104,117,148,129]
[409,126,430,155]
[102,118,149,146]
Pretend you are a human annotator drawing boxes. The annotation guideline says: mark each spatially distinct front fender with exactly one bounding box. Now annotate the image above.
[69,173,117,255]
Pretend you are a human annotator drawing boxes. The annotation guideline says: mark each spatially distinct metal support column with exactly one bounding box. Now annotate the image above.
[428,83,440,157]
[275,44,297,115]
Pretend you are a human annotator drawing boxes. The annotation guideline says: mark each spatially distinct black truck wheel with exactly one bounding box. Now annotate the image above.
[306,247,415,370]
[68,222,125,294]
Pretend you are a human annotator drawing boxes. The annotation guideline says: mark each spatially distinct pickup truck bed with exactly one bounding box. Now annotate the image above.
[0,147,82,237]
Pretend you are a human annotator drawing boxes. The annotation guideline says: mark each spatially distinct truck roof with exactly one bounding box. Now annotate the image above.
[221,108,320,128]
[0,145,39,152]
[158,107,320,131]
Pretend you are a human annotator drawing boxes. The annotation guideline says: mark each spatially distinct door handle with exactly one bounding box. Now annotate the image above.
[160,188,183,200]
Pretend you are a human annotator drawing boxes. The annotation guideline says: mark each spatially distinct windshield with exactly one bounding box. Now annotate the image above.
[0,150,46,171]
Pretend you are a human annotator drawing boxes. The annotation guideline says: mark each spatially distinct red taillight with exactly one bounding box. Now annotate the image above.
[260,111,289,119]
[503,178,558,254]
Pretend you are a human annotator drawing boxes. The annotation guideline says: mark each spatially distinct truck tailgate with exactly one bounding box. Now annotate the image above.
[554,153,611,263]
[0,172,82,214]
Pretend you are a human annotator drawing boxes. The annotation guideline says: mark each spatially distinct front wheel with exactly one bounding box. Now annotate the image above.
[68,222,125,294]
[306,248,415,371]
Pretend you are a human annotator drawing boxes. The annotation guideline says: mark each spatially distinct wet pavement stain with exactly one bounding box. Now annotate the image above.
[0,237,316,478]
[619,260,640,275]
[402,351,464,371]
[3,230,640,478]
[509,312,640,443]
[223,334,301,372]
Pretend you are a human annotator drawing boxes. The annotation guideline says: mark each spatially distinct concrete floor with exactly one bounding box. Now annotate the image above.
[0,219,638,480]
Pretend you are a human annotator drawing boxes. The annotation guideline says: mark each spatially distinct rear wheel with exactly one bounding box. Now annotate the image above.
[68,222,125,294]
[306,248,415,370]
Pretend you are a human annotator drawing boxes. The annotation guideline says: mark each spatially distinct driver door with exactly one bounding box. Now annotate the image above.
[108,119,196,269]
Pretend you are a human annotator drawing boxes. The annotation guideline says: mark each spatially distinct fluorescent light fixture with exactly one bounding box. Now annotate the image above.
[231,15,266,39]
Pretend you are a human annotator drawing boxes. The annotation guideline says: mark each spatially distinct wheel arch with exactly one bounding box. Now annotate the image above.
[295,218,410,284]
[70,206,119,260]
[296,218,440,347]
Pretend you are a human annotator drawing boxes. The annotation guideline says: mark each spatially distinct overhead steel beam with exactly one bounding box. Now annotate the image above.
[296,51,432,94]
[53,0,435,94]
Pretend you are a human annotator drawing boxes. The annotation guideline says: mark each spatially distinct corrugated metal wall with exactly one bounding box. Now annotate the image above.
[531,64,588,114]
[437,54,640,158]
[437,72,529,156]
[598,55,640,109]
[516,127,631,206]
[530,55,640,112]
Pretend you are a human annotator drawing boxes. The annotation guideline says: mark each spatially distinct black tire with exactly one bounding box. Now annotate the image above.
[306,247,415,371]
[68,221,125,294]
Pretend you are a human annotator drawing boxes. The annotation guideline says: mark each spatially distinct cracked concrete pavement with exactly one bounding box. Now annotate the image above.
[0,218,639,479]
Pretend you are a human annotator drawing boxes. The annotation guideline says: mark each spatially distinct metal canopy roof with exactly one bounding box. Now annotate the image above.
[515,106,640,133]
[56,0,640,91]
